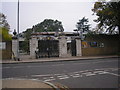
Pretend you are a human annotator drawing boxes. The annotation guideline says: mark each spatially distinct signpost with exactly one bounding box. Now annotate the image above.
[0,42,6,50]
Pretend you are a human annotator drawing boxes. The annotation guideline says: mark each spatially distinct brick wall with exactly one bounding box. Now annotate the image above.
[82,34,119,56]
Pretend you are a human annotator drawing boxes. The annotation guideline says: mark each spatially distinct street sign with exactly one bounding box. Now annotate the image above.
[0,42,6,50]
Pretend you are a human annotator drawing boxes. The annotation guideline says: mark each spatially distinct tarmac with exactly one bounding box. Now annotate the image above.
[1,55,119,89]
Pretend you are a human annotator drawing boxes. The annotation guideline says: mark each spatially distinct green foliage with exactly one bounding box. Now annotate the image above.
[33,19,64,32]
[0,13,11,41]
[75,17,90,34]
[19,40,29,53]
[0,27,12,41]
[23,28,32,40]
[23,19,64,40]
[0,13,10,30]
[92,1,120,34]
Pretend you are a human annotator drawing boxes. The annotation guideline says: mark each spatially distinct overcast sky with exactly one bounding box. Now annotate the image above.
[1,0,97,33]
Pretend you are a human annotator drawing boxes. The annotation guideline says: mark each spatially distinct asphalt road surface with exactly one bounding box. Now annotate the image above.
[2,58,119,88]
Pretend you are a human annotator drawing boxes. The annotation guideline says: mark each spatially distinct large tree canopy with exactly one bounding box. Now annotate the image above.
[92,1,120,34]
[23,19,64,40]
[33,19,64,32]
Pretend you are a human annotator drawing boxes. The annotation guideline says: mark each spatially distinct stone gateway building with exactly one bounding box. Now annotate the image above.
[29,32,82,59]
[12,32,119,59]
[29,32,119,59]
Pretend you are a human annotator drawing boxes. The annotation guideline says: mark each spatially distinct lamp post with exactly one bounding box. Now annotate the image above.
[17,0,20,61]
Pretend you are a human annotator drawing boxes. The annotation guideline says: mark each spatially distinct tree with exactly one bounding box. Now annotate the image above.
[0,13,10,30]
[0,13,11,41]
[21,19,64,53]
[92,1,120,34]
[75,17,90,35]
[23,28,32,40]
[23,19,64,40]
[0,27,12,41]
[33,19,64,32]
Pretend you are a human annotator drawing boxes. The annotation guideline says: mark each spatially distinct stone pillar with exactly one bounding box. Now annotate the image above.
[76,39,82,56]
[59,36,68,57]
[30,37,38,58]
[12,39,18,59]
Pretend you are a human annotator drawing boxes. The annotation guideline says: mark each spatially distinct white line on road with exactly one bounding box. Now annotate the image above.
[70,74,82,78]
[59,77,69,80]
[107,72,120,77]
[98,71,109,74]
[44,78,56,82]
[57,75,69,80]
[31,74,51,77]
[86,73,96,76]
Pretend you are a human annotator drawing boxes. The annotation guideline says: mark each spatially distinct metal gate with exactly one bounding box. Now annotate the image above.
[37,40,59,58]
[71,40,76,56]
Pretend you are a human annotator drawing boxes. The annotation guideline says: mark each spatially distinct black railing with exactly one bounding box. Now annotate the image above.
[36,40,59,58]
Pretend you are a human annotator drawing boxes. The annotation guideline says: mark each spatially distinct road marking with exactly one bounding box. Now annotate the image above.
[81,72,96,77]
[94,71,106,74]
[59,77,69,80]
[43,76,56,82]
[86,73,96,76]
[57,75,68,77]
[31,74,51,77]
[70,74,82,78]
[107,72,120,77]
[4,67,118,82]
[57,75,69,80]
[49,77,54,79]
[98,71,109,74]
[44,78,56,82]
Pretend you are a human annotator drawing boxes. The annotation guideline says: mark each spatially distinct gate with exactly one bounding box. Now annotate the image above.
[37,40,59,58]
[71,40,76,56]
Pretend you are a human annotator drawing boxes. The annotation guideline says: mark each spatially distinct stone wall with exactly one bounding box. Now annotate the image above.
[30,37,38,58]
[59,36,68,57]
[76,39,82,56]
[12,39,18,58]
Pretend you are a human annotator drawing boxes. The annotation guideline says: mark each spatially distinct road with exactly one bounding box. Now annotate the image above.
[2,58,119,88]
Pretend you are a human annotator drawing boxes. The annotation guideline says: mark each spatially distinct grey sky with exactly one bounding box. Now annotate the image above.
[1,1,97,33]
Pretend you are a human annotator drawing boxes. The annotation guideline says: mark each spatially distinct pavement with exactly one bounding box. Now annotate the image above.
[2,79,69,89]
[1,55,119,64]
